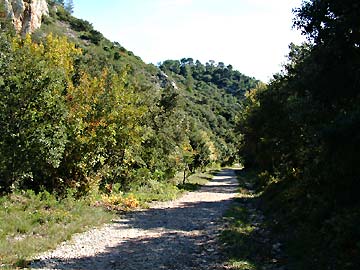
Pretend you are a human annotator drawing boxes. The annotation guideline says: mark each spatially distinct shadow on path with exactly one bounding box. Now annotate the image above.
[31,169,240,270]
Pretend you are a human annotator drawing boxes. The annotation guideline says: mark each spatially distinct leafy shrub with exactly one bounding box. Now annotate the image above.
[97,193,139,211]
[88,29,103,45]
[114,51,121,60]
[55,6,71,22]
[69,18,93,32]
[79,29,103,45]
[0,34,80,192]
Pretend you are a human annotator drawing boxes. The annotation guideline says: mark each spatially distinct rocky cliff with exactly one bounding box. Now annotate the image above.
[1,0,48,34]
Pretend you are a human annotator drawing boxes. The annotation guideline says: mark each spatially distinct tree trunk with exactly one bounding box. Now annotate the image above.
[183,168,186,185]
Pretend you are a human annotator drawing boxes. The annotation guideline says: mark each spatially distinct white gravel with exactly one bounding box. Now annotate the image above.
[30,169,239,270]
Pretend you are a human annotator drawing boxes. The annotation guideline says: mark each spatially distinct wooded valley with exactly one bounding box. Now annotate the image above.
[0,0,359,269]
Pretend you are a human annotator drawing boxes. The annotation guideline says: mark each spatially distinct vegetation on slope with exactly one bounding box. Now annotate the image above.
[0,1,259,264]
[160,58,259,168]
[5,0,359,269]
[239,0,360,269]
[0,1,256,195]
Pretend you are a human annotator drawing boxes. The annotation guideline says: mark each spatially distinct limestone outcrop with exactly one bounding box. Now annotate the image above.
[1,0,48,34]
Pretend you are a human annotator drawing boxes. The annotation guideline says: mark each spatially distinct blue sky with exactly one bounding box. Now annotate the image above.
[73,0,304,82]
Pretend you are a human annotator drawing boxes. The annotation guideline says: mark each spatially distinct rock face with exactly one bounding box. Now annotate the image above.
[1,0,48,34]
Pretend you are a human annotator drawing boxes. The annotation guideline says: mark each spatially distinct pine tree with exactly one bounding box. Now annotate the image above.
[64,0,74,14]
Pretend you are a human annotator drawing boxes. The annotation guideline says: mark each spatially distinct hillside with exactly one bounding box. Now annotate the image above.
[0,1,261,265]
[1,1,360,269]
[0,0,259,194]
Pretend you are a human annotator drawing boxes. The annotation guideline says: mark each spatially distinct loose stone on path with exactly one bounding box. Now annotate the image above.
[30,169,240,270]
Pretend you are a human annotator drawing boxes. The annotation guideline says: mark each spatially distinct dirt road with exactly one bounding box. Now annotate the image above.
[31,169,239,270]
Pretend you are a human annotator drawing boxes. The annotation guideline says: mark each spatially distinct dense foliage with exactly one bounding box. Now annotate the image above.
[2,0,360,268]
[239,0,360,268]
[160,58,258,98]
[0,3,253,195]
[0,33,145,193]
[160,59,259,169]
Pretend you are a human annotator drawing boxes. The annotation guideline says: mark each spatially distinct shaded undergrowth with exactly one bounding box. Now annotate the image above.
[222,168,360,270]
[259,173,360,270]
[220,169,286,270]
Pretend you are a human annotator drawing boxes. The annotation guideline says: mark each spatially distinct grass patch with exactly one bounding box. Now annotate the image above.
[221,199,263,270]
[0,169,218,268]
[176,170,216,191]
[129,170,218,206]
[224,169,360,270]
[129,180,182,205]
[0,191,114,268]
[176,182,200,191]
[220,169,281,270]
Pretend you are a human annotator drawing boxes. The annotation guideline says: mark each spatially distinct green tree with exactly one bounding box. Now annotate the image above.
[0,34,81,192]
[239,1,360,268]
[64,0,74,14]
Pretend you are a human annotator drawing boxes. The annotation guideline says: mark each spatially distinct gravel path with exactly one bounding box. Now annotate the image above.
[30,169,239,270]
